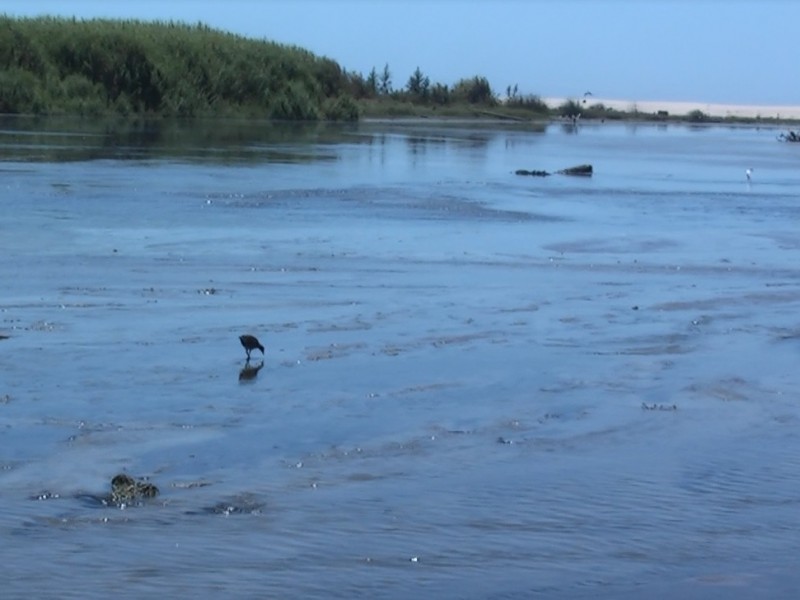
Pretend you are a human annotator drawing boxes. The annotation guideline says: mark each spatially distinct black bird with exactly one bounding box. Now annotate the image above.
[239,334,265,360]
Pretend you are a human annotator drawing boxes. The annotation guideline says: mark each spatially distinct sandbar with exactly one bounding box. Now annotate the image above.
[544,96,800,119]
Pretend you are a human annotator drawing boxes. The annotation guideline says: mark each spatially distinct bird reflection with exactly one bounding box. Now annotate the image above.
[238,359,264,382]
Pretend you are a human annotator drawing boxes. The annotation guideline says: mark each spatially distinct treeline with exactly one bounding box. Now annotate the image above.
[352,65,497,106]
[0,16,558,121]
[347,64,554,119]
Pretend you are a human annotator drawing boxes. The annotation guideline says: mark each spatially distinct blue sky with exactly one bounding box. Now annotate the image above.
[3,0,797,105]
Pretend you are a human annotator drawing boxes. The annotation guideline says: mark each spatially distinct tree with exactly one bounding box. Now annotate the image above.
[366,67,378,97]
[406,66,430,100]
[452,76,495,105]
[345,70,367,98]
[430,82,450,106]
[378,63,391,95]
[505,83,519,100]
[314,57,346,97]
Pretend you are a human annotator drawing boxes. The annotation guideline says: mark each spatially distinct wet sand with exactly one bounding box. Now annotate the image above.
[1,119,800,598]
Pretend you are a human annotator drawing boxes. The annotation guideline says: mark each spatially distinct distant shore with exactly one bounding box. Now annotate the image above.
[544,97,800,120]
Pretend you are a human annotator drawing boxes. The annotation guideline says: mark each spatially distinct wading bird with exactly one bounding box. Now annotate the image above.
[239,334,265,360]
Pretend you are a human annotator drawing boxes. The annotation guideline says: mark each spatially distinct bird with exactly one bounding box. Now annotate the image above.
[239,334,264,360]
[746,168,753,181]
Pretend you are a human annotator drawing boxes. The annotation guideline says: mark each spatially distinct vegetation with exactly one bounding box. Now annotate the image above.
[505,88,550,115]
[686,109,710,123]
[0,16,792,124]
[558,99,583,119]
[0,15,359,119]
[0,16,516,121]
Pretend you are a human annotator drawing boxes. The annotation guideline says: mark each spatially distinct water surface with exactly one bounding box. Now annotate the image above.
[2,117,800,598]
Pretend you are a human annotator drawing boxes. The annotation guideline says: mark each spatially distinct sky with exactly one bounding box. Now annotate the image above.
[2,0,798,106]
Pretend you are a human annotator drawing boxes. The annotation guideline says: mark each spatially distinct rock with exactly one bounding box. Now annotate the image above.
[641,402,678,412]
[110,473,159,505]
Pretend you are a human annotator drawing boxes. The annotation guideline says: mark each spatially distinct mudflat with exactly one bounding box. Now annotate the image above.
[2,118,799,598]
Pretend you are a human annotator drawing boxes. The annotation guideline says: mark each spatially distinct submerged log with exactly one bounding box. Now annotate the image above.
[515,169,550,177]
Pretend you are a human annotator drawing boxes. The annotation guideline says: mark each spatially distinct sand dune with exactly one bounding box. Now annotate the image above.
[544,97,800,119]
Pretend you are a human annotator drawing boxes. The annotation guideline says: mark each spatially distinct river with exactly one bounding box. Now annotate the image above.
[1,117,799,598]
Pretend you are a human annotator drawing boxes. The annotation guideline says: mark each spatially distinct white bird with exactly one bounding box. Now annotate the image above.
[746,168,753,181]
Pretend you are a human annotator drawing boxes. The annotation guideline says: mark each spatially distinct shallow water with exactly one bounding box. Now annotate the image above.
[2,117,800,598]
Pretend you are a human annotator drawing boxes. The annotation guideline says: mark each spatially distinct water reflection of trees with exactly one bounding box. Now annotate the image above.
[400,127,512,159]
[391,123,548,164]
[560,122,580,135]
[405,135,447,157]
[0,115,363,164]
[0,115,549,166]
[503,126,547,151]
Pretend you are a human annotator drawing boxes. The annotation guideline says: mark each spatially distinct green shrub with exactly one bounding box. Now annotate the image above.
[558,99,583,118]
[506,94,549,114]
[687,109,709,123]
[65,95,106,117]
[323,95,359,121]
[60,73,101,98]
[0,68,43,113]
[268,82,320,120]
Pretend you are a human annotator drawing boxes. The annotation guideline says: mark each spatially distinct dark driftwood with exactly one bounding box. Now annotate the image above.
[778,131,800,142]
[557,164,593,176]
[515,164,593,177]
